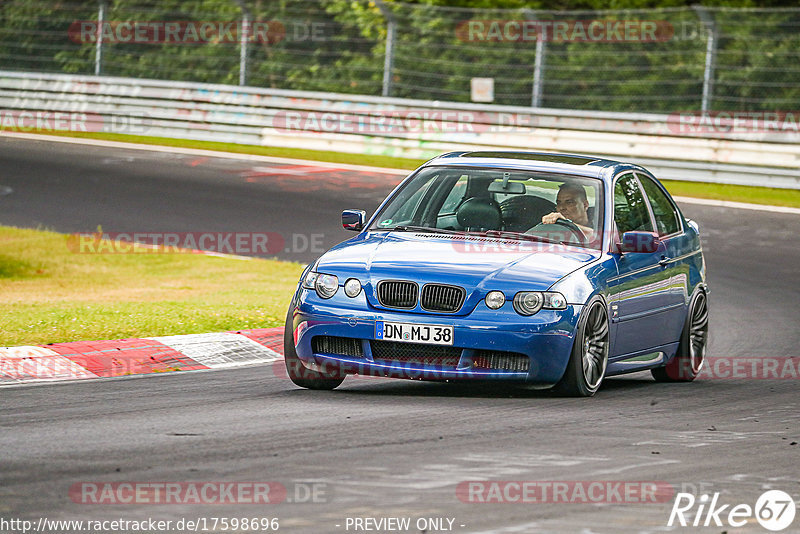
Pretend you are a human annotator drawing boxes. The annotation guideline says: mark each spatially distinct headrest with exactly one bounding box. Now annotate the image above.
[456,197,502,230]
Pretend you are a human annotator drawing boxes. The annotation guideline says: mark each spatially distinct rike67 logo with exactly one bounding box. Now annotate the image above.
[668,490,796,531]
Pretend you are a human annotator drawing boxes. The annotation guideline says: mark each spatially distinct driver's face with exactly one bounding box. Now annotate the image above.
[556,190,589,226]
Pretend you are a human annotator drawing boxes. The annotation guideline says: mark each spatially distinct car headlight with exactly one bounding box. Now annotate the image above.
[513,292,543,315]
[302,271,339,299]
[543,292,567,310]
[513,291,567,315]
[302,271,319,290]
[314,273,339,299]
[344,278,362,298]
[485,290,505,310]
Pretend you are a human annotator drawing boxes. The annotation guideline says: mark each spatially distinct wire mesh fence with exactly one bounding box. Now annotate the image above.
[1,0,798,113]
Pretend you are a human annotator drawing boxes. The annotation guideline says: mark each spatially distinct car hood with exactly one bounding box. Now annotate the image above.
[317,232,600,312]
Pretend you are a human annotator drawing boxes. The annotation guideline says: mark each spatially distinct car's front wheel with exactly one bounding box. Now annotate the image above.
[652,289,708,382]
[553,297,609,397]
[284,308,345,390]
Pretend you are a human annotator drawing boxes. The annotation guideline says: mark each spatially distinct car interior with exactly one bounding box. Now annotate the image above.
[437,173,601,243]
[376,169,603,247]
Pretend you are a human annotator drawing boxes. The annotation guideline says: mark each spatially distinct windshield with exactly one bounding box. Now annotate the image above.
[371,166,604,249]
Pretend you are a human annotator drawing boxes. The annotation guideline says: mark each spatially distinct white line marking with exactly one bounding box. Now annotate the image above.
[131,241,253,260]
[148,332,282,368]
[673,195,800,215]
[0,346,97,383]
[584,458,680,476]
[4,131,797,214]
[246,165,344,175]
[0,346,61,358]
[0,131,409,175]
[469,521,541,534]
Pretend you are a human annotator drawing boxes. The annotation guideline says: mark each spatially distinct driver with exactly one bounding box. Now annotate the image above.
[541,183,595,240]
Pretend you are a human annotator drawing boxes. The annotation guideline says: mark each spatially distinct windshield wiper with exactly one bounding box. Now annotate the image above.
[389,226,568,245]
[483,230,560,244]
[390,225,463,235]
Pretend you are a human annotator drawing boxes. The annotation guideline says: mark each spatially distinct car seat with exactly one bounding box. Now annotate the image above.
[456,197,503,231]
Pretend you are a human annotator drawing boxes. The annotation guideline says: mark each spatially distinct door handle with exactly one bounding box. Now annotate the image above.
[658,257,671,267]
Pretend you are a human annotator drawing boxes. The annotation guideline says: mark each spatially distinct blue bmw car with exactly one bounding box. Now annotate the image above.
[284,151,708,396]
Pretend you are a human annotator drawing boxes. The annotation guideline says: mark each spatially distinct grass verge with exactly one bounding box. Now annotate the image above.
[19,130,800,209]
[0,225,301,347]
[659,180,800,208]
[25,130,427,171]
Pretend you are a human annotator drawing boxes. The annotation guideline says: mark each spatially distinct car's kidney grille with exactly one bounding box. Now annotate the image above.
[377,281,418,309]
[421,284,465,312]
[370,340,462,368]
[472,350,530,372]
[311,336,363,357]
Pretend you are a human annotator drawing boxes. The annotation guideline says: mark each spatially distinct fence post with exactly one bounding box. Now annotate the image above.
[94,0,106,75]
[240,13,250,86]
[375,0,396,97]
[524,10,547,108]
[234,0,251,86]
[531,34,547,108]
[694,5,717,113]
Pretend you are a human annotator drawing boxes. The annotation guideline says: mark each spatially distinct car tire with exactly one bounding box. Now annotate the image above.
[652,289,708,382]
[553,296,610,397]
[284,308,345,390]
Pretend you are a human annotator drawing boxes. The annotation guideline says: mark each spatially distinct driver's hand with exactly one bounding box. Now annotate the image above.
[541,212,565,225]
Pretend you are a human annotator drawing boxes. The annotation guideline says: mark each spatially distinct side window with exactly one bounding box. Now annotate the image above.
[614,174,654,236]
[638,175,681,236]
[389,174,437,224]
[438,176,468,215]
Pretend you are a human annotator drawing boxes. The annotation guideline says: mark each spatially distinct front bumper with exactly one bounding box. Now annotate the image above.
[290,289,582,385]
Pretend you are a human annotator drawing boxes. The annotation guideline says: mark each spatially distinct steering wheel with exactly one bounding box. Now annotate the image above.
[553,218,586,243]
[527,219,586,244]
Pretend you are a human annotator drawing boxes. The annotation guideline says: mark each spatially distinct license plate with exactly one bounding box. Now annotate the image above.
[375,321,454,345]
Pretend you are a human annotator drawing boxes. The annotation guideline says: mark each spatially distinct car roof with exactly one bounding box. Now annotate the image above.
[424,151,639,181]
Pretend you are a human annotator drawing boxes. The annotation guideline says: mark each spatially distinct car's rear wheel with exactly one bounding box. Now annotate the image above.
[553,297,609,397]
[284,308,345,390]
[652,290,708,382]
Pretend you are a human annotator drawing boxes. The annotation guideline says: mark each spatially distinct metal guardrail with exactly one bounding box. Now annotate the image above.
[7,2,800,114]
[1,70,799,189]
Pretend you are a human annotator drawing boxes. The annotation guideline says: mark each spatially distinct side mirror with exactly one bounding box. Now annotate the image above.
[619,231,660,253]
[342,209,367,231]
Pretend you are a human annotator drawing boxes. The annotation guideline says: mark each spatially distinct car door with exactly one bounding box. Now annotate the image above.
[636,172,693,344]
[609,172,679,357]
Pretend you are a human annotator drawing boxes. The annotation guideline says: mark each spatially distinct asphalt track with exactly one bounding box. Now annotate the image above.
[1,137,799,533]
